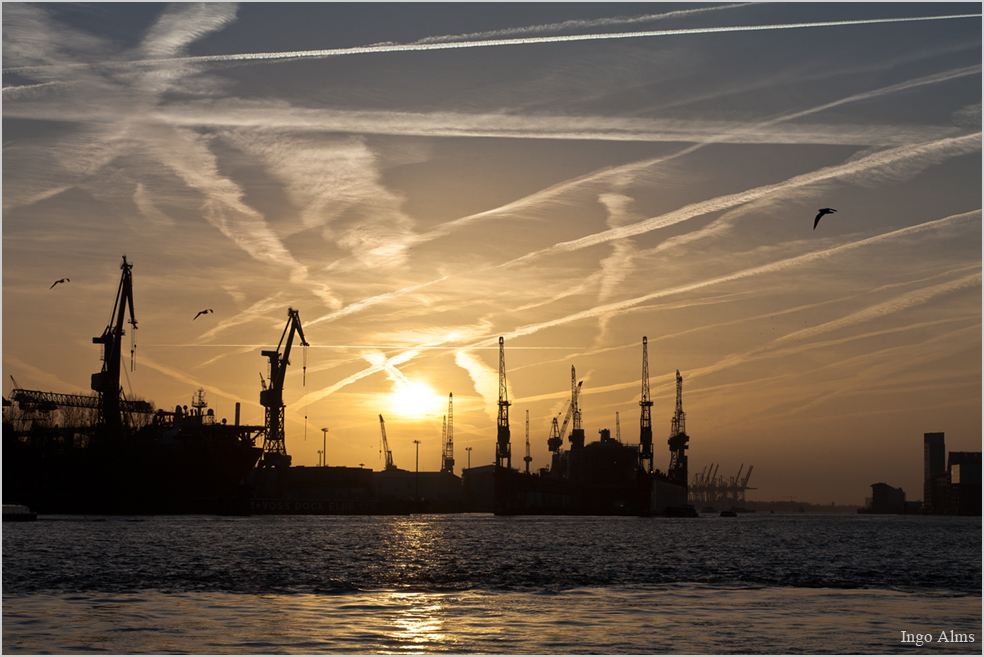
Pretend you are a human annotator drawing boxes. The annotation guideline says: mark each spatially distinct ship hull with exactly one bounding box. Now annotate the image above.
[2,424,262,515]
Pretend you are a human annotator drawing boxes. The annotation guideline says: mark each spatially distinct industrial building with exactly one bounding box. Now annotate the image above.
[923,432,981,516]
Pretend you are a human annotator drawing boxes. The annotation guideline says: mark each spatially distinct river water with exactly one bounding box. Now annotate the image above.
[3,513,980,654]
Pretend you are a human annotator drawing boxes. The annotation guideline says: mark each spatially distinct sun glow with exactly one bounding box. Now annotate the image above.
[388,381,445,418]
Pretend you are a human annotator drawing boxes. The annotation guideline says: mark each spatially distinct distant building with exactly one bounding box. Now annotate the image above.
[922,433,981,516]
[947,451,982,516]
[869,482,906,514]
[372,469,462,511]
[923,432,946,513]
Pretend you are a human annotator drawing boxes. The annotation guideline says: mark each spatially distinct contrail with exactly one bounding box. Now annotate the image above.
[495,210,981,343]
[418,3,756,43]
[305,276,449,328]
[777,271,982,343]
[4,13,978,73]
[402,64,978,249]
[494,133,982,269]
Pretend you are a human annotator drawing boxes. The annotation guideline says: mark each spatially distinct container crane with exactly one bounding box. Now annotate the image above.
[639,336,654,473]
[379,414,396,471]
[91,255,137,434]
[258,308,308,468]
[495,337,511,469]
[569,366,585,449]
[441,393,454,474]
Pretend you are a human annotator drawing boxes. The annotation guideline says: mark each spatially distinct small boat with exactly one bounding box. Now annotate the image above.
[720,510,738,517]
[2,504,38,521]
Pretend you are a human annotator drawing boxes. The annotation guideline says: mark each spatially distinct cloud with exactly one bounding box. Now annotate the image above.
[494,210,981,343]
[777,271,982,343]
[455,350,512,422]
[495,133,981,269]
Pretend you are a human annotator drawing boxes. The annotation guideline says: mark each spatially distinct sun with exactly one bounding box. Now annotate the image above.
[388,381,445,419]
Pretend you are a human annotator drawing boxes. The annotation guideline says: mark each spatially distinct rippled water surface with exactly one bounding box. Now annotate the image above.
[3,514,980,653]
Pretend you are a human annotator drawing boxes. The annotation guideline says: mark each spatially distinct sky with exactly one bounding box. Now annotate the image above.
[2,2,981,505]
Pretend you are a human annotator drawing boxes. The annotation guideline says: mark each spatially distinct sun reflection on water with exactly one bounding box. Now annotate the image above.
[385,591,449,652]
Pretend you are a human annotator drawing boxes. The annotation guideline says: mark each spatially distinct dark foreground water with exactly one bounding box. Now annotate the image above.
[3,513,980,654]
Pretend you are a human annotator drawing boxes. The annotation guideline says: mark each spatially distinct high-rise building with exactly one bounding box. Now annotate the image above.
[923,432,946,513]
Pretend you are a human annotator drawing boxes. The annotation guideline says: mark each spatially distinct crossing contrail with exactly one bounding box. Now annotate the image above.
[4,13,979,73]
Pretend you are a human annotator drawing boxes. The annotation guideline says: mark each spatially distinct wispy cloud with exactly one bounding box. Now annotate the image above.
[495,134,982,269]
[493,210,981,343]
[777,271,982,343]
[455,350,513,422]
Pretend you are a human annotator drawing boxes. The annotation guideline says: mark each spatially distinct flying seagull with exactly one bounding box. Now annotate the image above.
[193,309,213,320]
[814,208,837,230]
[50,278,70,289]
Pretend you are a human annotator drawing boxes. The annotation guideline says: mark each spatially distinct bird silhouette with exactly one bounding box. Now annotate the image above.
[50,278,70,289]
[193,309,213,320]
[814,208,837,230]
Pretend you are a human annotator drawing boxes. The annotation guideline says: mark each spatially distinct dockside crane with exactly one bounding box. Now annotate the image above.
[379,415,396,471]
[639,337,654,473]
[555,379,582,451]
[441,393,454,474]
[91,255,137,434]
[524,409,532,474]
[667,370,690,486]
[495,337,511,469]
[258,308,308,468]
[568,366,585,449]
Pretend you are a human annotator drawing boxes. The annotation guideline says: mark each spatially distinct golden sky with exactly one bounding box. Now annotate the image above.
[3,3,981,504]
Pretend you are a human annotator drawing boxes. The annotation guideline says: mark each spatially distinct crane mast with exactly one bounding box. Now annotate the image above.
[524,409,532,474]
[379,414,395,471]
[667,369,690,486]
[639,336,654,473]
[495,337,511,469]
[568,366,585,449]
[558,380,582,445]
[259,308,308,467]
[91,255,137,434]
[441,393,455,474]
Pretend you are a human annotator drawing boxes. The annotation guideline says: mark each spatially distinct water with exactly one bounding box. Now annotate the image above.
[3,514,980,654]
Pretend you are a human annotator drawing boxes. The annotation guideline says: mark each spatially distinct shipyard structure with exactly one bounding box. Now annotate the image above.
[481,337,693,516]
[3,257,263,514]
[4,256,694,516]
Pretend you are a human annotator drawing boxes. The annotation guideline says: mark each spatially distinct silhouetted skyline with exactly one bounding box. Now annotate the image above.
[3,3,981,504]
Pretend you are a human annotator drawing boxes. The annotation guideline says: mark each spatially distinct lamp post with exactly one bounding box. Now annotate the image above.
[321,428,328,467]
[317,450,323,467]
[465,446,472,471]
[413,439,421,501]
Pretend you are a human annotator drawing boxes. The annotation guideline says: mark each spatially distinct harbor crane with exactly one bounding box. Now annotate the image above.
[379,414,396,471]
[639,336,654,473]
[91,255,138,433]
[569,366,585,449]
[258,308,308,467]
[554,379,582,450]
[441,393,454,474]
[667,370,689,486]
[496,337,511,469]
[524,409,532,474]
